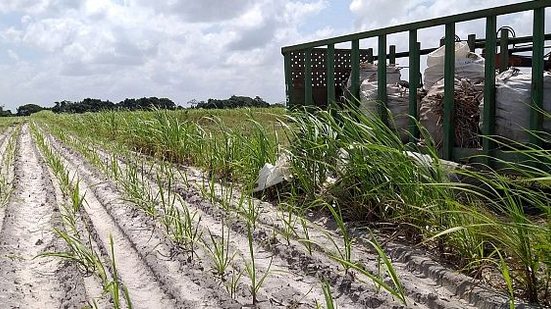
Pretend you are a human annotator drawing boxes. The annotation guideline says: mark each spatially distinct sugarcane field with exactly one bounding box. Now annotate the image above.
[0,1,550,309]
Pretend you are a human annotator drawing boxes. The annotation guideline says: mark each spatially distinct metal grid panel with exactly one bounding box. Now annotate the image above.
[291,48,373,89]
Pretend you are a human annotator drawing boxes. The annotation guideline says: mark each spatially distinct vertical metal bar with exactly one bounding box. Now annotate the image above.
[389,45,396,65]
[483,15,497,165]
[443,23,456,160]
[351,39,361,102]
[409,30,420,141]
[326,44,335,105]
[378,34,388,124]
[367,48,374,64]
[499,28,509,73]
[284,52,293,108]
[304,48,313,105]
[468,34,476,52]
[530,7,545,146]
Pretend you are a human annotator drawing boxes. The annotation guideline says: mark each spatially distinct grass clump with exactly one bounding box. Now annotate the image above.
[283,103,550,305]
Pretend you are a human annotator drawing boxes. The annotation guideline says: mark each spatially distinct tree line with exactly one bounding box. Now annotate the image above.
[188,95,278,109]
[51,97,177,114]
[0,95,282,117]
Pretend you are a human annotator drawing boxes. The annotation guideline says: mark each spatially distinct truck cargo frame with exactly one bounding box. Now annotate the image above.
[281,0,551,164]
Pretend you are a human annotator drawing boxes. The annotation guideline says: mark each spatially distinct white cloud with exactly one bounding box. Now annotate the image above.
[22,17,82,52]
[349,0,551,74]
[0,0,80,15]
[0,0,328,109]
[130,0,255,23]
[0,0,548,110]
[7,49,19,61]
[350,0,551,41]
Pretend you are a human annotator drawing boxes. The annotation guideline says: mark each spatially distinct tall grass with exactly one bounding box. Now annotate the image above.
[281,104,549,305]
[34,108,282,185]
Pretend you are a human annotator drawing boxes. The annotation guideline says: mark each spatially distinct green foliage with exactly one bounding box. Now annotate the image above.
[284,103,550,305]
[0,105,13,117]
[193,95,270,109]
[34,108,284,185]
[17,103,45,116]
[52,97,176,114]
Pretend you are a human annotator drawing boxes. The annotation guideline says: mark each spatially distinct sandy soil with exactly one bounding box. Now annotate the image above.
[0,125,87,308]
[0,122,519,309]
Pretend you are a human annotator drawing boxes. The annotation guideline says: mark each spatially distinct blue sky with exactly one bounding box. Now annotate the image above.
[0,0,547,111]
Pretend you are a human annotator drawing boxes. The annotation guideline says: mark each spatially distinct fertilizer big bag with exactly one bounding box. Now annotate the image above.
[479,68,551,143]
[423,42,485,90]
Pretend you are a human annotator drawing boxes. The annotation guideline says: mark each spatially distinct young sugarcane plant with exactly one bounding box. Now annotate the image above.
[106,235,133,309]
[325,203,353,274]
[109,153,121,180]
[244,235,273,305]
[70,180,86,213]
[157,171,177,231]
[204,220,235,278]
[320,280,337,309]
[175,166,190,189]
[299,217,313,255]
[240,193,261,230]
[330,254,407,305]
[169,201,203,260]
[219,179,236,212]
[120,160,157,217]
[278,202,300,246]
[225,269,244,300]
[244,199,272,306]
[330,231,407,305]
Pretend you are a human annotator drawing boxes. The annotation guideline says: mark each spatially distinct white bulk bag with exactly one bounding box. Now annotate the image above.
[347,63,401,91]
[423,42,485,89]
[357,64,411,142]
[479,69,551,143]
[420,78,484,148]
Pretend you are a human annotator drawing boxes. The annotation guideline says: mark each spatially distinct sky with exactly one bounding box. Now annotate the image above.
[0,0,549,111]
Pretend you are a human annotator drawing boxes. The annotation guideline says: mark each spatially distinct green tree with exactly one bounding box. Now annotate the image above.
[17,104,44,116]
[0,105,13,117]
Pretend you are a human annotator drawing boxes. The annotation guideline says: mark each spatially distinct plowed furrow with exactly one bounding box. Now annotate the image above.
[43,129,412,308]
[171,169,494,309]
[46,136,239,308]
[42,126,514,309]
[63,169,180,308]
[0,125,16,233]
[0,125,87,308]
[120,152,494,308]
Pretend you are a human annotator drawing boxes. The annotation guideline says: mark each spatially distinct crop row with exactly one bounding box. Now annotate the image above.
[33,104,551,306]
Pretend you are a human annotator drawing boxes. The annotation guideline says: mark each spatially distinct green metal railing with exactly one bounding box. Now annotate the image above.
[282,1,551,163]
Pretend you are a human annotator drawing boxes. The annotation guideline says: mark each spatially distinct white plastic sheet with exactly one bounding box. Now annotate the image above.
[253,153,292,192]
